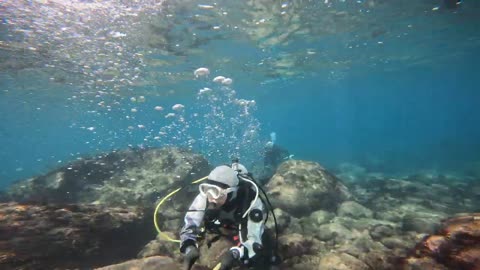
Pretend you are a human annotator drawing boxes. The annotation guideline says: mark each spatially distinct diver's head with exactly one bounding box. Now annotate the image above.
[265,141,274,149]
[199,165,239,206]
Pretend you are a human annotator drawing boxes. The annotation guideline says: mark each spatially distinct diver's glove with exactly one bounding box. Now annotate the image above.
[182,244,199,270]
[216,247,242,270]
[181,239,199,270]
[180,239,196,253]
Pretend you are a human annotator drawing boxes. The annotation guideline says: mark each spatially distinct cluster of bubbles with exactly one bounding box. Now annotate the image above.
[194,68,262,164]
[2,1,269,173]
[145,67,264,165]
[0,0,168,93]
[80,66,263,166]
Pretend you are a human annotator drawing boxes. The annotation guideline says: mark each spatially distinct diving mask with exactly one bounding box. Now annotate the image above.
[199,183,238,199]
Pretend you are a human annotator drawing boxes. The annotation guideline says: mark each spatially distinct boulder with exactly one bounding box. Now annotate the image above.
[266,160,351,217]
[402,213,480,270]
[0,202,151,269]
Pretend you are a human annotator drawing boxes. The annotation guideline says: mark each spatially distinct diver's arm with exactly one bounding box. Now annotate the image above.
[179,193,206,252]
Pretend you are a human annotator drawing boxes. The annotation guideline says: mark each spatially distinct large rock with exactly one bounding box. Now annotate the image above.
[0,202,152,269]
[402,213,480,270]
[266,160,351,217]
[6,147,210,208]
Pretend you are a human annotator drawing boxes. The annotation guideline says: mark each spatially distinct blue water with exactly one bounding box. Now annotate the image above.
[258,60,480,173]
[1,0,479,188]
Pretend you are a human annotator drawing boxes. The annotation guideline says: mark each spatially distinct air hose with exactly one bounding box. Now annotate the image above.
[153,176,208,243]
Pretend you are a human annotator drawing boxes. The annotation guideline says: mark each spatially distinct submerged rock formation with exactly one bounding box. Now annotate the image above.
[266,160,351,217]
[3,151,480,270]
[402,213,480,270]
[6,147,210,208]
[0,202,152,270]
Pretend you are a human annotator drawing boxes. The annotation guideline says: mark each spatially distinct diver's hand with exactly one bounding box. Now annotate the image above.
[183,245,199,270]
[216,248,240,270]
[180,239,196,253]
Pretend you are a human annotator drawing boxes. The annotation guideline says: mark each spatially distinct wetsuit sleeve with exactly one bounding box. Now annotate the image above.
[179,193,206,251]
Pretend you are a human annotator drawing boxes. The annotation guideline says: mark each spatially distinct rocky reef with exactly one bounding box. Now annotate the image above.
[401,213,480,270]
[0,202,151,269]
[266,160,351,216]
[6,147,210,208]
[1,148,480,270]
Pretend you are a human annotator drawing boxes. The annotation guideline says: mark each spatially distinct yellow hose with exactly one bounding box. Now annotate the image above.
[153,176,208,242]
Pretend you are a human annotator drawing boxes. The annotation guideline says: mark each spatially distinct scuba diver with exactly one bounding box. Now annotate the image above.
[262,132,292,183]
[264,142,290,171]
[264,132,291,172]
[179,161,279,270]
